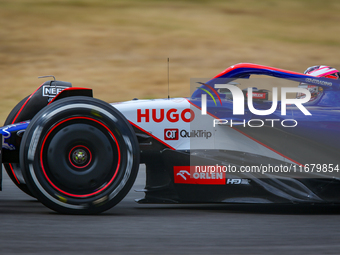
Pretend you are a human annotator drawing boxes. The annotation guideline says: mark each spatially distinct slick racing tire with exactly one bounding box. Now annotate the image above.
[20,96,140,214]
[3,95,34,197]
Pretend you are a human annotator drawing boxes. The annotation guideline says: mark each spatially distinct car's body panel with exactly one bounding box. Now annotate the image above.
[114,63,340,205]
[1,63,340,211]
[112,98,192,151]
[113,98,299,164]
[1,121,30,163]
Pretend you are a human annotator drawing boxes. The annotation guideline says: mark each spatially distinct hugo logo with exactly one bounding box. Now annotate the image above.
[137,109,195,123]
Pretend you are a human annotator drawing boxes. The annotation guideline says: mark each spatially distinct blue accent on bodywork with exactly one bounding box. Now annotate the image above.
[207,67,340,89]
[190,65,340,150]
[0,121,30,136]
[191,66,340,101]
[1,121,30,150]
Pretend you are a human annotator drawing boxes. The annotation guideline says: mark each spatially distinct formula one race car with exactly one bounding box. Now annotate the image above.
[1,63,340,214]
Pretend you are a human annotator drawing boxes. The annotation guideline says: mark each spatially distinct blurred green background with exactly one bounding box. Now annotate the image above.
[1,0,340,121]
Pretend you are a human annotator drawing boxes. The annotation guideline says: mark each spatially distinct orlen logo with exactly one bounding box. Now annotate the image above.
[174,166,225,185]
[164,129,178,140]
[137,108,195,123]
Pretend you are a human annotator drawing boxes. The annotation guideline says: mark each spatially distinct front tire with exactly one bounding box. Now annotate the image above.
[20,96,140,214]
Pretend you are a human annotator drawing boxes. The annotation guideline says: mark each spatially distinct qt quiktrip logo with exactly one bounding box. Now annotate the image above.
[164,129,212,140]
[180,130,212,139]
[164,129,178,140]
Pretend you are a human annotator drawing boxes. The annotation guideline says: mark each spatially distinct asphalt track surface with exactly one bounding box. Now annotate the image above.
[1,165,340,254]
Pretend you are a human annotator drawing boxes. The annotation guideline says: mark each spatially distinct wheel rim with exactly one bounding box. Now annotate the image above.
[40,117,121,198]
